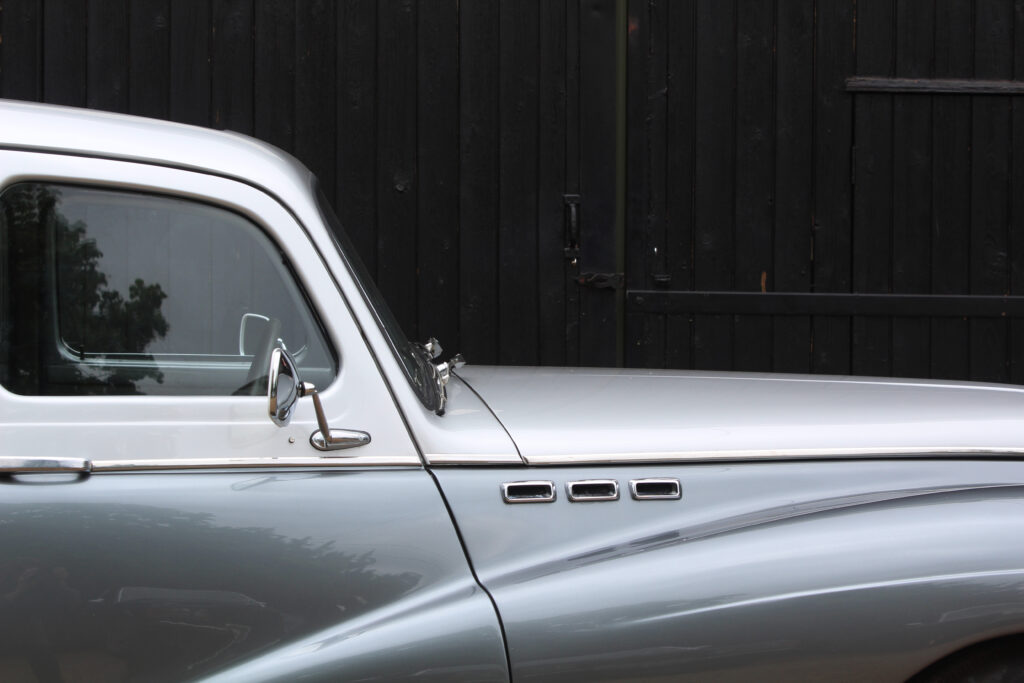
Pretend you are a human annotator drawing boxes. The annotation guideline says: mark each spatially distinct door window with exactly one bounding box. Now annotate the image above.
[0,183,336,396]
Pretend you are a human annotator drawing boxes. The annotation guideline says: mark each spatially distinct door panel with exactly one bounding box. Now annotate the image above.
[0,150,508,681]
[0,469,507,682]
[435,461,1024,681]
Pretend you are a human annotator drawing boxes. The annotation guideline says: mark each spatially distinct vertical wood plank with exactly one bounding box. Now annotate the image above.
[664,0,696,368]
[851,0,893,377]
[693,0,735,370]
[336,0,377,272]
[625,0,667,368]
[417,0,460,352]
[376,0,419,338]
[733,0,774,372]
[538,0,568,365]
[812,0,855,374]
[295,0,336,193]
[129,0,171,119]
[1012,0,1024,383]
[0,0,42,101]
[498,0,539,364]
[773,0,814,372]
[564,0,582,364]
[211,0,254,134]
[578,0,619,367]
[87,0,128,113]
[891,0,933,379]
[930,0,972,380]
[170,0,211,126]
[1011,0,1024,385]
[971,0,1012,382]
[43,0,86,106]
[459,0,499,364]
[254,0,295,152]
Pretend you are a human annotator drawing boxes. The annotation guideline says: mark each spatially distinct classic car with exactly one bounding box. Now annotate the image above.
[1,99,1023,682]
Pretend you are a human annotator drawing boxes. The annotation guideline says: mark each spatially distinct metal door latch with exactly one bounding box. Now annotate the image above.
[564,194,580,262]
[577,272,624,290]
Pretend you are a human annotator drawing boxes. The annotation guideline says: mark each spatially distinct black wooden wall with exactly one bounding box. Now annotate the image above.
[627,0,1024,384]
[3,1,1024,382]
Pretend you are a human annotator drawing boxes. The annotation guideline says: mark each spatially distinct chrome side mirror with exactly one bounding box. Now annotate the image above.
[268,347,301,426]
[267,347,371,451]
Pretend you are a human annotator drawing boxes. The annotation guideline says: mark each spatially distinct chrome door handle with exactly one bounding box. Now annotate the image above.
[310,429,371,453]
[0,457,92,473]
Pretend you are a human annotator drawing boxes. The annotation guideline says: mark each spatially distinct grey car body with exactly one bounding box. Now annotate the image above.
[0,99,1022,682]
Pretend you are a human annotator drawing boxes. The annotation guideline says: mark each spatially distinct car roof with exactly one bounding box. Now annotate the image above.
[0,99,313,195]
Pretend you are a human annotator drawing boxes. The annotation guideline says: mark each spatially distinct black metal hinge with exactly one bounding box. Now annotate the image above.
[577,272,624,290]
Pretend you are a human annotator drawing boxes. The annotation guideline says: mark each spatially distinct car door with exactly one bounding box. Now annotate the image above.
[0,151,506,682]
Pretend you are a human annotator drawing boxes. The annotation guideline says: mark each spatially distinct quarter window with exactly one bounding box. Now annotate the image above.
[0,183,336,396]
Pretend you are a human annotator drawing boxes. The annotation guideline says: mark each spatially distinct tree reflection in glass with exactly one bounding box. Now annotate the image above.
[1,184,169,395]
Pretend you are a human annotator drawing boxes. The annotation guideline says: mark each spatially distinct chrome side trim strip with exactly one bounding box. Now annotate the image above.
[524,446,1024,465]
[425,453,525,465]
[91,455,420,472]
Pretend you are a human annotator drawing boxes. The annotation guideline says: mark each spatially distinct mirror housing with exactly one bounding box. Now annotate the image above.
[268,347,300,426]
[266,347,371,451]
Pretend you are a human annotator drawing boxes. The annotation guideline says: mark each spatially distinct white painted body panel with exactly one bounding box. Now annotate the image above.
[1,99,520,465]
[456,366,1024,462]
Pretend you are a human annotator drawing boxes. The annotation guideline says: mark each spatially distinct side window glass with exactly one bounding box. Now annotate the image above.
[0,183,336,396]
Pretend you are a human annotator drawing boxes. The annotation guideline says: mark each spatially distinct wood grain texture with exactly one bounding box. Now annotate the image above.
[625,0,666,368]
[129,0,171,119]
[211,0,253,134]
[812,0,855,374]
[87,0,128,113]
[335,0,377,272]
[577,0,618,367]
[772,0,814,373]
[376,0,419,339]
[43,0,86,106]
[170,1,210,126]
[692,0,735,370]
[663,0,696,370]
[970,0,1012,382]
[891,0,933,379]
[733,0,774,372]
[537,0,569,365]
[851,0,893,378]
[497,0,540,364]
[0,0,43,100]
[458,0,500,364]
[417,0,460,352]
[848,77,1024,94]
[3,0,1023,382]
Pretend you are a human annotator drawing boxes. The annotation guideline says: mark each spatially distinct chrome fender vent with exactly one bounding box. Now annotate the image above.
[502,481,556,503]
[629,478,681,500]
[566,479,620,502]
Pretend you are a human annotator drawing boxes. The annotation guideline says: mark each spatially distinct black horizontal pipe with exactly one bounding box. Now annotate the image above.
[627,290,1024,318]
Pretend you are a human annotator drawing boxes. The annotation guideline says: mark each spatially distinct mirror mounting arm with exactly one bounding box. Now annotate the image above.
[268,348,371,453]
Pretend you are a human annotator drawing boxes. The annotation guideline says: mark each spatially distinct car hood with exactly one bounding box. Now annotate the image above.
[454,366,1024,464]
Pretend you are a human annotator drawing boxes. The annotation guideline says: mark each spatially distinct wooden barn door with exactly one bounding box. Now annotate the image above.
[623,0,1024,383]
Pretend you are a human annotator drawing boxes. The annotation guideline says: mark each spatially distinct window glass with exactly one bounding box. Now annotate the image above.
[0,183,336,396]
[316,187,441,412]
